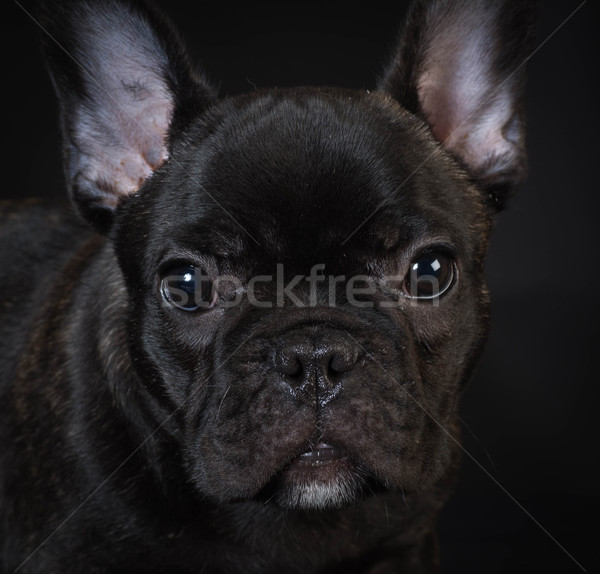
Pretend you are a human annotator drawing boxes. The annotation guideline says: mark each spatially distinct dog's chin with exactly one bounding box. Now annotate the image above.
[265,444,371,510]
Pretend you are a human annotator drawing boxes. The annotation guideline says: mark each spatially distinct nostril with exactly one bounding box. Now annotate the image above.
[273,331,361,406]
[275,347,305,378]
[328,347,358,377]
[327,356,342,379]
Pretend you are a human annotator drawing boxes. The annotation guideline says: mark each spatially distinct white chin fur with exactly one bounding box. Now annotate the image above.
[277,472,362,510]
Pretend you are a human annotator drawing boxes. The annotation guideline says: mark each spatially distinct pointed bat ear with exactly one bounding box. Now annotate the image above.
[41,0,216,232]
[378,0,537,209]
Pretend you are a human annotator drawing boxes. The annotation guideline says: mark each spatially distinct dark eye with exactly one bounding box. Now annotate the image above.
[403,252,455,299]
[160,265,215,311]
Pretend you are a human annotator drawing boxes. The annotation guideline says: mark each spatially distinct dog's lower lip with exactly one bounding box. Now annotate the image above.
[298,443,346,464]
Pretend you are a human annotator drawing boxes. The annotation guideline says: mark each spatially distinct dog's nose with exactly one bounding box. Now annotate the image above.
[274,332,360,407]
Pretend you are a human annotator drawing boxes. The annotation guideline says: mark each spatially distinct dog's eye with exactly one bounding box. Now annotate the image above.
[160,265,215,311]
[403,252,455,299]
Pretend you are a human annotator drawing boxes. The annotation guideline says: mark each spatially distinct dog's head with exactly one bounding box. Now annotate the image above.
[42,0,535,509]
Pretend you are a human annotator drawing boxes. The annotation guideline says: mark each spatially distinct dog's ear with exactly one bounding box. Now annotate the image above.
[41,0,216,232]
[378,0,537,209]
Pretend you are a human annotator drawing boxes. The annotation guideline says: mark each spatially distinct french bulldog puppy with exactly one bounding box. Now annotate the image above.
[0,0,536,572]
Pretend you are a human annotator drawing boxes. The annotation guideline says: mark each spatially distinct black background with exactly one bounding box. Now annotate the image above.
[6,1,598,572]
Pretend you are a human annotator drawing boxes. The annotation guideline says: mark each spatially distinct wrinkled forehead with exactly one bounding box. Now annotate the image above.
[154,90,479,270]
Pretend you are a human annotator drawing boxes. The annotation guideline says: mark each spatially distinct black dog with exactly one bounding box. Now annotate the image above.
[0,1,536,572]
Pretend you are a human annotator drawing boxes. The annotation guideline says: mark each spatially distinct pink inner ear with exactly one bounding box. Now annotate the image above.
[74,89,172,204]
[68,9,176,205]
[415,11,521,181]
[112,94,172,193]
[420,71,519,180]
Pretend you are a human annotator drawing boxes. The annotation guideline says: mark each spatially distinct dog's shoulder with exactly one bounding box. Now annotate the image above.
[0,200,94,377]
[1,198,90,262]
[0,198,87,250]
[0,199,92,289]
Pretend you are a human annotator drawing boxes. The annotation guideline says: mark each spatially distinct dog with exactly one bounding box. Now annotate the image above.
[0,0,536,572]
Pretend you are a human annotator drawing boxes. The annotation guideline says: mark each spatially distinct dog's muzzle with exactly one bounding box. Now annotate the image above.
[273,329,362,408]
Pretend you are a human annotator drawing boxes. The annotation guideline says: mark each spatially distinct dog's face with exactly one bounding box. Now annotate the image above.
[114,90,491,508]
[42,0,535,510]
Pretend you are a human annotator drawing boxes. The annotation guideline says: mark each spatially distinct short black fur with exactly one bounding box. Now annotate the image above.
[1,1,536,572]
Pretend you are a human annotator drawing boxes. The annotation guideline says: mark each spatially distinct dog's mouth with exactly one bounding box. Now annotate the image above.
[262,442,375,510]
[295,443,347,465]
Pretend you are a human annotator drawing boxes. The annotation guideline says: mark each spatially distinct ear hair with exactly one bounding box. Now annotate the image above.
[379,0,537,209]
[41,0,216,232]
